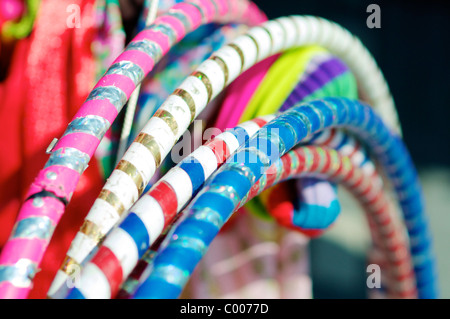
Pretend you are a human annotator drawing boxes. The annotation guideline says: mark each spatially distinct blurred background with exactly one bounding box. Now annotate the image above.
[252,0,450,298]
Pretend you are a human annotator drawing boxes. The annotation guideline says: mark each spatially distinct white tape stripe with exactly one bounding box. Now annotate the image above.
[66,232,98,266]
[163,167,193,212]
[215,131,240,154]
[232,35,258,72]
[237,120,261,137]
[131,195,165,245]
[178,75,208,118]
[196,59,225,101]
[191,146,218,178]
[78,263,112,299]
[103,228,139,281]
[103,169,140,210]
[122,141,157,184]
[212,46,242,86]
[142,116,175,158]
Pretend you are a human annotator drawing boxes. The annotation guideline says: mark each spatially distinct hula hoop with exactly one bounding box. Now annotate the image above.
[129,97,436,298]
[0,0,266,299]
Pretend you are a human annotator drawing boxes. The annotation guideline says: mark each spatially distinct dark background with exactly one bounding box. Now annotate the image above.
[251,0,450,298]
[253,0,450,169]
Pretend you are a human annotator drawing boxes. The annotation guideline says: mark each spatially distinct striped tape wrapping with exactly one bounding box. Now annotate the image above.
[245,145,416,298]
[115,131,415,298]
[64,116,274,299]
[119,143,415,299]
[131,98,436,299]
[54,14,402,298]
[0,0,266,299]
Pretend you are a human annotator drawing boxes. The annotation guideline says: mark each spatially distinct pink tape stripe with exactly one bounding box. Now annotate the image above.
[74,117,266,299]
[215,0,228,16]
[54,133,101,158]
[94,74,136,99]
[114,50,156,76]
[16,197,63,224]
[34,166,82,200]
[134,29,171,54]
[155,16,186,42]
[0,283,29,299]
[174,3,202,29]
[74,100,118,125]
[194,0,216,20]
[0,0,266,299]
[0,238,47,265]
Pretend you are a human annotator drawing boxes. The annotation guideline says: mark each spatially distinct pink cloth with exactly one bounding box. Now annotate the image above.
[213,54,280,130]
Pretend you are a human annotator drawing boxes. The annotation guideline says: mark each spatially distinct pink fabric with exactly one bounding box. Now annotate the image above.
[214,54,279,130]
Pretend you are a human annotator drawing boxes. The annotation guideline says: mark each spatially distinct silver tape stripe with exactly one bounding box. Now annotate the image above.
[105,61,145,86]
[11,216,55,241]
[254,127,286,157]
[85,86,128,112]
[209,0,219,17]
[45,147,90,175]
[322,100,339,125]
[150,264,189,288]
[189,207,224,229]
[292,111,313,137]
[205,184,241,207]
[64,115,110,140]
[126,39,163,61]
[145,23,177,47]
[223,162,257,185]
[289,151,300,171]
[166,9,192,33]
[170,236,207,255]
[239,146,272,168]
[273,158,284,184]
[121,278,140,295]
[0,259,37,288]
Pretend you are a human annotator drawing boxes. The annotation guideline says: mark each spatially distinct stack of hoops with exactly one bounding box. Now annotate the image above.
[0,0,438,299]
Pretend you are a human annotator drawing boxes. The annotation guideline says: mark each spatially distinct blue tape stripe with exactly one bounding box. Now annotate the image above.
[119,212,150,257]
[66,288,86,299]
[180,159,205,191]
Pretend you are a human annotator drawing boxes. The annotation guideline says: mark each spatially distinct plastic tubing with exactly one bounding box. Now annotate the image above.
[115,57,360,296]
[54,15,401,293]
[233,48,357,228]
[129,142,417,298]
[243,145,417,298]
[116,135,416,298]
[64,115,274,299]
[131,97,437,299]
[0,0,266,299]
